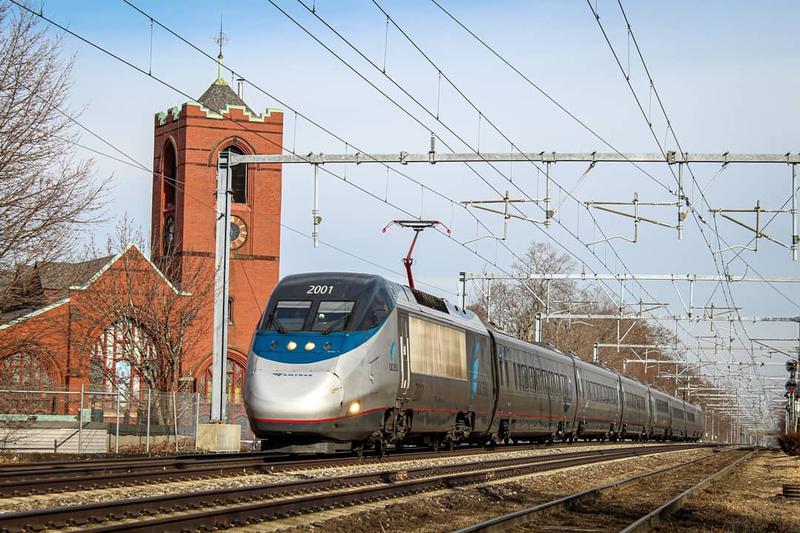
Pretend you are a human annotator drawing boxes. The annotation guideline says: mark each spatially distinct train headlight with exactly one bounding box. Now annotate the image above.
[348,401,361,415]
[287,341,297,351]
[305,342,316,351]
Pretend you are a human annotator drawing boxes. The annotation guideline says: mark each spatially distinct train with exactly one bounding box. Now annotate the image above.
[244,272,703,453]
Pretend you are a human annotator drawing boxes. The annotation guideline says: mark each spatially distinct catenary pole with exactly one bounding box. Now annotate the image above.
[211,152,231,422]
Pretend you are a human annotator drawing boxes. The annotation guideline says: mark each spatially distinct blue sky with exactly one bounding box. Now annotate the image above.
[27,1,800,407]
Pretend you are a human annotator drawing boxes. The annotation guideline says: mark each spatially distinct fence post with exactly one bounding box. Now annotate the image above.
[115,386,121,453]
[194,392,200,450]
[78,383,84,454]
[145,389,151,454]
[172,390,179,453]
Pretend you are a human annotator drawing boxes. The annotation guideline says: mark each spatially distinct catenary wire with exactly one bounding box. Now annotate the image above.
[16,1,731,395]
[119,0,564,302]
[10,0,548,302]
[282,0,725,370]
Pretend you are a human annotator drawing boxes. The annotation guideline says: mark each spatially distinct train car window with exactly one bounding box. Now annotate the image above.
[504,359,510,385]
[656,399,669,414]
[265,301,312,331]
[311,301,355,332]
[358,294,391,330]
[513,362,519,390]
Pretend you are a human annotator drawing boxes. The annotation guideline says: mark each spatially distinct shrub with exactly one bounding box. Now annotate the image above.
[778,432,800,456]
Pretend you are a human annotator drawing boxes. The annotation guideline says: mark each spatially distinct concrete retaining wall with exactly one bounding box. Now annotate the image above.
[0,426,107,453]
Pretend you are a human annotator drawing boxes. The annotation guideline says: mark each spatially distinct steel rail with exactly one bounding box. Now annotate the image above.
[0,444,710,532]
[455,447,750,533]
[620,449,756,532]
[0,441,645,497]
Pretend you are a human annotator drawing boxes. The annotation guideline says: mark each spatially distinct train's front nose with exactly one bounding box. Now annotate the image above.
[244,272,396,445]
[245,355,345,431]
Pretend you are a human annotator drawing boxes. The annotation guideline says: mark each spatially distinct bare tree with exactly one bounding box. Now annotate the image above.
[468,241,694,394]
[0,2,103,313]
[75,220,212,423]
[470,242,577,341]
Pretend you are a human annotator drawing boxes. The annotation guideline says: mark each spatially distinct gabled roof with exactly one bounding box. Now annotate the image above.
[197,77,254,116]
[0,243,190,327]
[0,256,112,317]
[68,243,191,297]
[33,256,113,291]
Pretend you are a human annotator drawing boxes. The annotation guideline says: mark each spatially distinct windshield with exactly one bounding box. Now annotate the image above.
[312,301,354,332]
[260,274,397,333]
[265,301,311,331]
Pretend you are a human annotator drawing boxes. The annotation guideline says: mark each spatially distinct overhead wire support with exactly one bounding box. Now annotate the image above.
[584,192,678,245]
[460,185,553,243]
[711,201,793,253]
[230,151,800,165]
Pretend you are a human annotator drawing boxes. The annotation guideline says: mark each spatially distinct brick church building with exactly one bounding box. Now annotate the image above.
[0,74,284,414]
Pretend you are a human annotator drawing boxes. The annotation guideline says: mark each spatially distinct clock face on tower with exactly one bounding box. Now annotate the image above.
[230,215,248,249]
[163,215,175,255]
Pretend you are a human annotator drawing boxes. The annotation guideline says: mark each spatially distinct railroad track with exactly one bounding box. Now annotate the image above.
[0,440,662,497]
[0,444,711,532]
[456,446,754,532]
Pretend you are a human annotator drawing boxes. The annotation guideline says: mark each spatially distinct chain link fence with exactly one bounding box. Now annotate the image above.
[0,387,255,454]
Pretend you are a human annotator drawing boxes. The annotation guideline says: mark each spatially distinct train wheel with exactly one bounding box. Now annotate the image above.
[447,438,455,451]
[375,440,386,459]
[395,441,404,453]
[432,438,440,452]
[352,441,365,458]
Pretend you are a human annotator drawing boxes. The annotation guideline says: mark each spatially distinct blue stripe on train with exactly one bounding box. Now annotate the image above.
[252,323,383,364]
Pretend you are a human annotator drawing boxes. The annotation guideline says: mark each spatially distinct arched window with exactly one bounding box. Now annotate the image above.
[0,353,57,414]
[0,352,56,389]
[224,146,247,204]
[91,319,155,399]
[197,356,246,404]
[162,141,177,208]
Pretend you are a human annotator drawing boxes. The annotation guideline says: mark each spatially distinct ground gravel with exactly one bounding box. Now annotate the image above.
[655,449,800,532]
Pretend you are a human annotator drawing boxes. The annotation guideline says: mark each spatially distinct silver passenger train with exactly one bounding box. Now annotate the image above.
[244,273,703,452]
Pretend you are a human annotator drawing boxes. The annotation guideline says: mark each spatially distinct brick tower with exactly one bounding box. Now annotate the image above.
[151,75,283,395]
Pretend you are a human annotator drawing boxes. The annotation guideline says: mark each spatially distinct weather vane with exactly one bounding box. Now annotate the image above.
[213,14,229,81]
